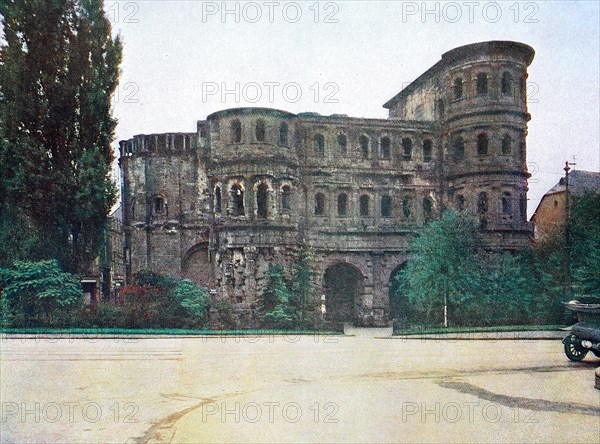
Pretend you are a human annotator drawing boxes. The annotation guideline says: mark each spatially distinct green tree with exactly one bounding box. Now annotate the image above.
[0,0,122,272]
[289,246,317,326]
[532,191,600,308]
[172,280,211,326]
[573,243,600,297]
[259,265,294,329]
[400,210,481,326]
[389,264,419,327]
[0,260,82,327]
[473,252,537,326]
[569,192,600,298]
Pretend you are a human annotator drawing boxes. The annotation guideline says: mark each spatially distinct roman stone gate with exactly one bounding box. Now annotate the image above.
[323,263,364,324]
[118,41,536,328]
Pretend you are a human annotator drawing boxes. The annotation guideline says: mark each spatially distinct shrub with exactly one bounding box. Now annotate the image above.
[119,284,167,328]
[0,260,82,327]
[212,297,237,329]
[84,303,127,328]
[112,271,213,329]
[172,280,210,328]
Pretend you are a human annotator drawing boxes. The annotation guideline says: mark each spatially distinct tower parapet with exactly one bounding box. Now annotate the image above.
[118,132,197,158]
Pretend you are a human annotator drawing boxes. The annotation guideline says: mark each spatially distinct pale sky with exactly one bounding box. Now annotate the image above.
[108,0,600,217]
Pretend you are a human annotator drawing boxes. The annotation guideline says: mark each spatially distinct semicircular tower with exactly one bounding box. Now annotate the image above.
[440,41,535,249]
[200,108,301,316]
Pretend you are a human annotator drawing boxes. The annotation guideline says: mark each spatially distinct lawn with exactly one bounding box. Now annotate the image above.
[393,324,566,335]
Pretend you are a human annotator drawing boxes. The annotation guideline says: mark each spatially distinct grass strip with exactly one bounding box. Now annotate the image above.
[394,324,566,336]
[0,328,342,336]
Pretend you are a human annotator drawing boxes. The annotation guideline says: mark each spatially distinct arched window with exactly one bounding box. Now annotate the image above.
[230,184,244,216]
[423,139,432,162]
[315,193,325,216]
[520,195,527,221]
[337,134,347,154]
[402,196,411,218]
[380,137,391,160]
[402,138,412,161]
[477,192,488,214]
[476,73,488,95]
[502,192,512,218]
[256,183,269,218]
[359,135,369,159]
[453,78,463,99]
[314,133,325,155]
[337,193,348,217]
[477,192,488,228]
[501,72,513,95]
[423,198,433,223]
[255,119,266,142]
[501,134,512,155]
[453,136,465,160]
[256,119,266,142]
[477,133,488,156]
[381,195,392,217]
[154,196,165,215]
[214,186,222,213]
[437,99,445,117]
[281,185,291,211]
[231,119,242,143]
[456,194,465,212]
[279,122,288,146]
[131,198,136,219]
[359,195,370,216]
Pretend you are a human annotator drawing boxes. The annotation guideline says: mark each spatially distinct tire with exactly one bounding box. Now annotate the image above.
[564,335,588,362]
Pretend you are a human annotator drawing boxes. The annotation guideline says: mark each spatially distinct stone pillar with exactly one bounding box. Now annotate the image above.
[352,254,371,327]
[371,251,388,327]
[243,246,257,304]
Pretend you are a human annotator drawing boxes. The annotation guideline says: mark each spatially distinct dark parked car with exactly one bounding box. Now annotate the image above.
[562,298,600,361]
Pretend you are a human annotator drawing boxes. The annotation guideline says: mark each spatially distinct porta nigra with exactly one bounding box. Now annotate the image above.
[118,41,535,326]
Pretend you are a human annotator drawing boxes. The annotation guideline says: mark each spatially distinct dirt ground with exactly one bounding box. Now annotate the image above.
[1,331,598,443]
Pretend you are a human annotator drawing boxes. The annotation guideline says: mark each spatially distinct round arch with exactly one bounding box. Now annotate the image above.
[323,263,364,324]
[182,243,211,287]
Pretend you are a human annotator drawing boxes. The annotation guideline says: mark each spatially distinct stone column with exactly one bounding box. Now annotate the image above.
[371,251,388,327]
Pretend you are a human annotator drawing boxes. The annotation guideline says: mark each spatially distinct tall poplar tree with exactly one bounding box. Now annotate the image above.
[0,0,122,272]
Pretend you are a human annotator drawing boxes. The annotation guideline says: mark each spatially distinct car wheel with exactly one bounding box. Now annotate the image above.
[564,335,588,362]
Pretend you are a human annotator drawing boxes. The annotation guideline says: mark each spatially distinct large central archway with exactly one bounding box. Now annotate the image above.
[323,263,363,323]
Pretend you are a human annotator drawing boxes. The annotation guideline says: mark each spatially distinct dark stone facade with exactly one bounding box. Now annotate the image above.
[118,41,535,327]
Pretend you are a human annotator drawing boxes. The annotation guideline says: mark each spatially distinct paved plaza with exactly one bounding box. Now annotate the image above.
[1,331,599,443]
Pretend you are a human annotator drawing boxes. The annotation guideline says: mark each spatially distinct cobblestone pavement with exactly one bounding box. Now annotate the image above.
[1,333,598,443]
